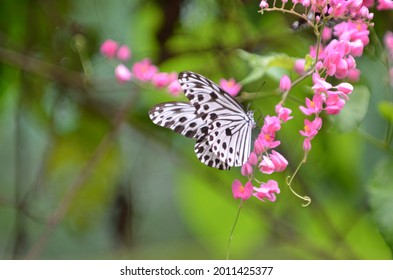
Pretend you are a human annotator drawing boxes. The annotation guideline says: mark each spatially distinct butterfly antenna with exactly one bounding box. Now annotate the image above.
[255,108,264,129]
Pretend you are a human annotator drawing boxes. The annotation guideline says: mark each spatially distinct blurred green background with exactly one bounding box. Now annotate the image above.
[0,0,393,260]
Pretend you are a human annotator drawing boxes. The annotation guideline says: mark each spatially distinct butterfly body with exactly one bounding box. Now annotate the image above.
[149,71,255,170]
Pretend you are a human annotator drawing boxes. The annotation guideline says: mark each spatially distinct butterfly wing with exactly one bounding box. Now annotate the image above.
[207,115,254,167]
[178,71,255,167]
[149,102,206,139]
[148,101,230,170]
[194,137,229,170]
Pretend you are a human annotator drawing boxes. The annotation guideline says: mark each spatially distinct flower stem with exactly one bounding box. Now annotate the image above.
[286,152,312,207]
[226,200,243,260]
[280,68,314,104]
[263,7,315,29]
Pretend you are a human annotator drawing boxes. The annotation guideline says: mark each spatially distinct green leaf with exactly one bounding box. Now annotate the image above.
[237,50,295,84]
[378,101,393,123]
[304,54,314,70]
[331,85,370,132]
[368,158,393,252]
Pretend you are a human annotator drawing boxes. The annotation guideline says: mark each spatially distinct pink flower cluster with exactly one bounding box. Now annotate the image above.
[100,39,182,95]
[374,0,393,10]
[257,1,386,184]
[101,39,242,97]
[232,179,280,202]
[309,21,370,81]
[232,104,293,202]
[260,0,381,20]
[297,72,354,150]
[281,2,366,151]
[100,39,131,61]
[247,0,393,202]
[220,78,242,97]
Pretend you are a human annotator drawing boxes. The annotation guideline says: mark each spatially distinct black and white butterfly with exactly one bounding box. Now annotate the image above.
[148,71,256,170]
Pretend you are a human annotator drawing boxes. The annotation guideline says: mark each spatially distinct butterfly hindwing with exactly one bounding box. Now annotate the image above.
[148,101,229,169]
[194,136,229,170]
[149,102,206,139]
[208,116,253,167]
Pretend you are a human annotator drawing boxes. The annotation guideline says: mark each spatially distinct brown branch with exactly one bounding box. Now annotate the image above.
[24,92,139,259]
[0,47,87,89]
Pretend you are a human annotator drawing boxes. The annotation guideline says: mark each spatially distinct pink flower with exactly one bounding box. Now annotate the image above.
[269,150,288,172]
[116,45,131,61]
[152,72,177,88]
[299,93,323,115]
[328,1,348,17]
[334,22,370,46]
[115,64,132,83]
[294,59,306,74]
[363,0,375,8]
[335,82,353,94]
[349,39,365,57]
[262,115,281,135]
[348,68,360,82]
[312,74,332,93]
[256,132,280,151]
[300,117,322,139]
[219,78,242,97]
[359,6,374,20]
[259,155,275,174]
[325,92,346,114]
[346,55,356,69]
[322,27,332,42]
[275,104,293,122]
[323,51,341,76]
[100,39,118,58]
[335,58,349,79]
[167,80,182,96]
[241,162,253,176]
[259,0,269,9]
[253,138,265,154]
[232,179,253,200]
[323,40,351,70]
[279,75,291,91]
[299,0,311,7]
[303,137,312,151]
[253,180,280,202]
[259,151,288,174]
[248,152,258,165]
[132,59,158,81]
[377,0,393,10]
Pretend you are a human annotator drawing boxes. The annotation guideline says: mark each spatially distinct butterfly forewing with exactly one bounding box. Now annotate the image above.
[178,71,255,167]
[178,71,245,119]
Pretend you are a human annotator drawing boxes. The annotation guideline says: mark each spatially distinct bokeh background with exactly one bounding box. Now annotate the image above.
[0,0,393,259]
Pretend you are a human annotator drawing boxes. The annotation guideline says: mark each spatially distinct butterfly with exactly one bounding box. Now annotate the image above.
[148,71,256,170]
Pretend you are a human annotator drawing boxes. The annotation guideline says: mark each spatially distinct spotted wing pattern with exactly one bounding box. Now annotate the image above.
[149,102,206,139]
[149,71,255,169]
[178,71,255,167]
[149,101,229,169]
